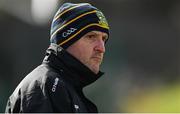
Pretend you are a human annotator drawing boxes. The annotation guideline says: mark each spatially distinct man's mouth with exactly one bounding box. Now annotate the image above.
[91,56,102,62]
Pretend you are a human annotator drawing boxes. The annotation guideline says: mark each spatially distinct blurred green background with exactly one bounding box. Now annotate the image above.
[0,0,179,112]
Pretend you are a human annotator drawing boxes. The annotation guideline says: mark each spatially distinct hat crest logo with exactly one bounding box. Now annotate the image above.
[96,11,108,28]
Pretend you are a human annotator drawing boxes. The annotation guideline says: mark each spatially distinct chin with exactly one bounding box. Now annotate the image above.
[92,67,99,74]
[87,62,100,74]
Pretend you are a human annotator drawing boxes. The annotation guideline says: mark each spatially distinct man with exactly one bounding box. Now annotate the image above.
[5,2,109,113]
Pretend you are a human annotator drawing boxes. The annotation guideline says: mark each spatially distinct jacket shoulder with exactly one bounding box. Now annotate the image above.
[5,64,73,112]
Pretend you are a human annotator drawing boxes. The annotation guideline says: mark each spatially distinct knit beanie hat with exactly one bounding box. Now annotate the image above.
[50,3,109,49]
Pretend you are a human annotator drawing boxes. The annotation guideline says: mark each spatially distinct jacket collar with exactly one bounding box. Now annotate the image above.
[43,44,104,88]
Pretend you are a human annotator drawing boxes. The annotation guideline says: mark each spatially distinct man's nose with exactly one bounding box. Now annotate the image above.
[94,39,105,53]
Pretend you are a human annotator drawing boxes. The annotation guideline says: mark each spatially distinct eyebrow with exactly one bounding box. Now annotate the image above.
[88,31,98,35]
[89,31,108,37]
[88,31,108,42]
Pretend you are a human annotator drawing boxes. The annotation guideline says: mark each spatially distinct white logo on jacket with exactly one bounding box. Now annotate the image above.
[52,77,59,92]
[74,104,79,110]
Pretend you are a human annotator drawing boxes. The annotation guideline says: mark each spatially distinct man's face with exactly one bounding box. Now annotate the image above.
[66,31,108,74]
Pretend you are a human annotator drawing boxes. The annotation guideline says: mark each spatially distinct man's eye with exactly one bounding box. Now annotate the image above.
[102,36,108,42]
[85,34,97,41]
[87,34,95,39]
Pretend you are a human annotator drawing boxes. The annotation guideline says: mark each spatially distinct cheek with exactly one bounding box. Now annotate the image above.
[78,47,94,63]
[78,48,91,60]
[67,42,94,63]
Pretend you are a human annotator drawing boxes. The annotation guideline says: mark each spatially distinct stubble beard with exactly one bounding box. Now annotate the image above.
[85,57,102,74]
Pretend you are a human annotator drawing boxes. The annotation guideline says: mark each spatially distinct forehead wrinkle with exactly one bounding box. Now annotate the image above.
[87,31,108,37]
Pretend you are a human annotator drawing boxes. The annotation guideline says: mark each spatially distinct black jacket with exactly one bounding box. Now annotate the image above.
[5,44,103,113]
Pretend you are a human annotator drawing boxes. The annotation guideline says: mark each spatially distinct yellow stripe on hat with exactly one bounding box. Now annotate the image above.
[59,23,109,46]
[51,10,97,40]
[53,3,90,22]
